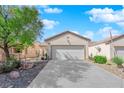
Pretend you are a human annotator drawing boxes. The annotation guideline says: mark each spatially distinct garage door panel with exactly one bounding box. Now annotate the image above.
[115,47,124,57]
[52,46,84,60]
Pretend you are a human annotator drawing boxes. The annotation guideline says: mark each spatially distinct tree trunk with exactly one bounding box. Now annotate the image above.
[3,43,10,60]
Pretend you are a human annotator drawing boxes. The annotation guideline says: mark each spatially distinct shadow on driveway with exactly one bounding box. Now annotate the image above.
[28,60,123,88]
[28,60,91,87]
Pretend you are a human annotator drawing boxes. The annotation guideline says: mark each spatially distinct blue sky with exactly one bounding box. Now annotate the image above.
[36,5,124,41]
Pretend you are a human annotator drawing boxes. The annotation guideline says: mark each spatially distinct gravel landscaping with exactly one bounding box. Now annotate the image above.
[94,62,124,79]
[0,61,48,88]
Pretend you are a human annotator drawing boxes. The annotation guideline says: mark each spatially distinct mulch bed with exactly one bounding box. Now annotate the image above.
[0,61,48,88]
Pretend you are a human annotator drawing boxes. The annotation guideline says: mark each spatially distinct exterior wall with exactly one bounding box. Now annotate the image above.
[46,33,89,45]
[112,37,124,46]
[22,44,47,59]
[89,43,111,60]
[0,43,47,61]
[0,49,5,62]
[84,45,89,59]
[14,44,47,60]
[45,33,90,59]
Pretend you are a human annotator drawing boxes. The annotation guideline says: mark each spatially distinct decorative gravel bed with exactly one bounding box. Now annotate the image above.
[94,62,124,79]
[0,61,48,88]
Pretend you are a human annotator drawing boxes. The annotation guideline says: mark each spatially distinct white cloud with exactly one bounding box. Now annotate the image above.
[36,5,49,14]
[44,8,63,13]
[87,7,124,26]
[84,31,94,39]
[42,19,59,29]
[37,9,43,14]
[98,26,120,38]
[37,5,63,14]
[71,31,80,34]
[117,22,124,27]
[83,27,121,40]
[40,5,48,8]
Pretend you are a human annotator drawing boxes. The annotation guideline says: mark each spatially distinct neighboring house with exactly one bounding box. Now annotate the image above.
[45,31,91,60]
[89,34,124,60]
[0,42,47,61]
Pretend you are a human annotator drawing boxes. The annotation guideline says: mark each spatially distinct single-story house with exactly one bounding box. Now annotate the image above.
[89,34,124,60]
[0,42,47,61]
[1,30,123,61]
[45,31,91,60]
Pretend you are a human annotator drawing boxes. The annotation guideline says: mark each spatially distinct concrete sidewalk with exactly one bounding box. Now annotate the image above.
[28,60,124,88]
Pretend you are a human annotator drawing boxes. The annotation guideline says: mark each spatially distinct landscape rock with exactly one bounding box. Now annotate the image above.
[9,71,20,79]
[20,62,34,70]
[0,62,47,88]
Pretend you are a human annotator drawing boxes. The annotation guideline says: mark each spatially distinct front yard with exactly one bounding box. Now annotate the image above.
[89,55,124,79]
[94,62,124,79]
[0,61,48,88]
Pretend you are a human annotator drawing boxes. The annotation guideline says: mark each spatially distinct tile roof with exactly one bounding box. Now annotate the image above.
[89,34,124,46]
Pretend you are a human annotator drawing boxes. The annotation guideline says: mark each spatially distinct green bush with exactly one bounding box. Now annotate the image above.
[112,56,124,67]
[2,57,20,73]
[94,55,107,64]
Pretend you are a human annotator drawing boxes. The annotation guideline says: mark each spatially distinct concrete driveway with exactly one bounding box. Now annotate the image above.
[28,60,124,88]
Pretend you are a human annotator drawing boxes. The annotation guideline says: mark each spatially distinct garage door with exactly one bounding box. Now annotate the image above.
[115,47,124,57]
[51,45,85,60]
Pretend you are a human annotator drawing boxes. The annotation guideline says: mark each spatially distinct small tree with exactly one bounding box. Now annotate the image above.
[0,6,43,60]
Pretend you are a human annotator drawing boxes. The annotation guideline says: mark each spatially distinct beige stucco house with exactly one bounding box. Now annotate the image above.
[45,31,91,60]
[1,30,123,61]
[89,34,124,60]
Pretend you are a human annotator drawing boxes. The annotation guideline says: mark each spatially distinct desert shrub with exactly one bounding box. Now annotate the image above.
[112,56,124,67]
[94,55,107,64]
[0,64,3,73]
[45,53,49,60]
[41,53,49,60]
[2,57,20,73]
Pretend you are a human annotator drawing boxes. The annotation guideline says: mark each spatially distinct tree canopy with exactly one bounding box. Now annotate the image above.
[0,6,44,59]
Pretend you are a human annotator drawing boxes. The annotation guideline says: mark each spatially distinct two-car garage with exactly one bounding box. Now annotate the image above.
[115,47,124,57]
[51,45,85,60]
